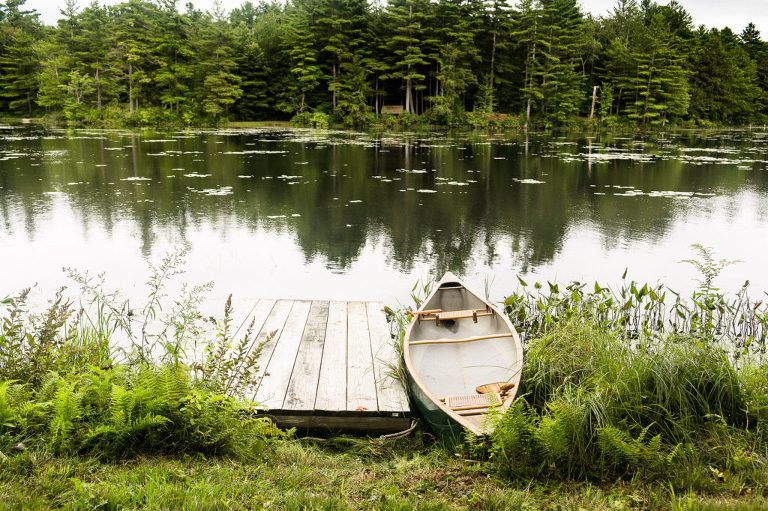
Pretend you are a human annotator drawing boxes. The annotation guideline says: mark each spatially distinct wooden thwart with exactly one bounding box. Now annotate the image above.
[408,332,514,346]
[409,307,494,326]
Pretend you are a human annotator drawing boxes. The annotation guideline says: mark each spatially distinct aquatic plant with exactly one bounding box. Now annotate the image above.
[504,246,768,355]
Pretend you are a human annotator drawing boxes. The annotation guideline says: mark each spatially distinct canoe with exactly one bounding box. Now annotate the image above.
[403,272,523,442]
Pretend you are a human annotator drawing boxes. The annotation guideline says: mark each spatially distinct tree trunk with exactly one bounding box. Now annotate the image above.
[525,20,538,129]
[332,63,337,109]
[405,76,412,113]
[589,85,598,120]
[489,31,496,113]
[128,63,134,114]
[95,67,102,111]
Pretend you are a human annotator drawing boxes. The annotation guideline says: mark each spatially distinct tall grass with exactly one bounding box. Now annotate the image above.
[0,249,283,458]
[490,320,767,481]
[488,246,768,488]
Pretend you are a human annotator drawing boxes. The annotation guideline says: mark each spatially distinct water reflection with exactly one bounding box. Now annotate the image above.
[1,126,767,304]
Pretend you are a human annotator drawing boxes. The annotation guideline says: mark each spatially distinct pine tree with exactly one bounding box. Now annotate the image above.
[511,0,543,126]
[625,13,689,127]
[283,0,324,112]
[430,0,480,115]
[196,2,242,119]
[0,0,42,114]
[382,0,432,113]
[153,1,194,115]
[479,0,513,113]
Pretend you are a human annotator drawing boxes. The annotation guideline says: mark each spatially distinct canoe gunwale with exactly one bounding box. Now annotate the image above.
[403,272,523,437]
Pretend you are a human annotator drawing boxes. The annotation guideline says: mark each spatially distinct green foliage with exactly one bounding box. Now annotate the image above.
[195,295,269,399]
[0,366,284,458]
[290,110,331,128]
[2,0,768,125]
[490,319,765,482]
[0,288,111,387]
[504,247,767,354]
[1,250,285,459]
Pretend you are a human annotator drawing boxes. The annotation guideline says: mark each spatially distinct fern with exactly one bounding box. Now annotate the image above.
[48,378,83,453]
[597,424,672,475]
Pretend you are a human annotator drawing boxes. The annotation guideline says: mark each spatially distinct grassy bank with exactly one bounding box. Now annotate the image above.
[2,248,768,508]
[3,439,768,510]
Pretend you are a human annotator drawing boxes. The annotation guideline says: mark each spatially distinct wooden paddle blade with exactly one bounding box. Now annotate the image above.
[476,382,515,394]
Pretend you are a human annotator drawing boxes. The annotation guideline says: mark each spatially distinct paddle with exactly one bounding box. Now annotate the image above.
[476,382,515,395]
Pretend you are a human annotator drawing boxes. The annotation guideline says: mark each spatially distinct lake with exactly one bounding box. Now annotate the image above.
[2,125,767,308]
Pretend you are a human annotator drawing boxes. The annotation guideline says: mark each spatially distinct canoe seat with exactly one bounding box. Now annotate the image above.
[441,393,503,416]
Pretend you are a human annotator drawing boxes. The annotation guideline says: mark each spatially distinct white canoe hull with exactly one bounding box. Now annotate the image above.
[403,273,523,438]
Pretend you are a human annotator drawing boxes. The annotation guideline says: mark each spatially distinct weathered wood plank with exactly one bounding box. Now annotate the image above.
[262,413,411,432]
[283,301,330,410]
[256,300,312,409]
[314,301,348,411]
[251,300,294,402]
[346,301,378,412]
[227,298,277,395]
[366,302,409,412]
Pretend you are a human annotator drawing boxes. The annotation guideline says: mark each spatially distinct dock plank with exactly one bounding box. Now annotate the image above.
[283,301,330,410]
[314,301,348,411]
[257,300,312,409]
[366,302,409,412]
[251,300,294,402]
[228,299,277,395]
[346,301,378,412]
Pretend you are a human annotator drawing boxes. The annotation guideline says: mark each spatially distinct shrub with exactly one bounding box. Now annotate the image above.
[290,112,312,127]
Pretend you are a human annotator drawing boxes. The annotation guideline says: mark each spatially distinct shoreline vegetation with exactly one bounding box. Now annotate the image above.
[2,248,768,508]
[1,0,768,130]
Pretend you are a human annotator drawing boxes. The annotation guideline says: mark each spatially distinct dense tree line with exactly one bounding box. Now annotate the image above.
[0,0,766,126]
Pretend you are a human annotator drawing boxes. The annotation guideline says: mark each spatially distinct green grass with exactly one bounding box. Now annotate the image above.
[490,320,768,488]
[1,437,766,510]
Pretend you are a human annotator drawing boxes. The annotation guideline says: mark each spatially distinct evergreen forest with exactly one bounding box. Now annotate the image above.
[1,0,767,127]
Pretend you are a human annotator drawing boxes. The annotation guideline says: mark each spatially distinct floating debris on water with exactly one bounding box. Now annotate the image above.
[513,178,546,184]
[223,150,288,155]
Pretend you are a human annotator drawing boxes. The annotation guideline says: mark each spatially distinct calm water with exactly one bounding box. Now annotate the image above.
[2,125,768,308]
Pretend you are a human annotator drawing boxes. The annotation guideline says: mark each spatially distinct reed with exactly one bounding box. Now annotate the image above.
[504,246,768,356]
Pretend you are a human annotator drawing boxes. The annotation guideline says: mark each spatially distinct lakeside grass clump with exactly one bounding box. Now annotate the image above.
[0,250,284,461]
[490,321,767,486]
[484,247,768,497]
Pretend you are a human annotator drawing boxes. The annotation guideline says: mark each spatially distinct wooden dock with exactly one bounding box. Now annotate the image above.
[241,299,411,432]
